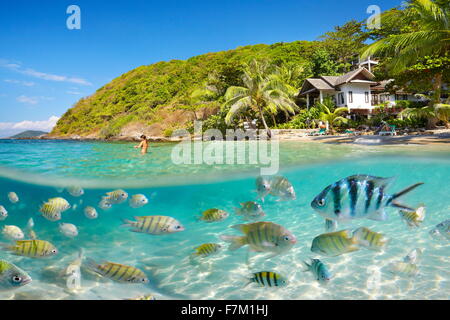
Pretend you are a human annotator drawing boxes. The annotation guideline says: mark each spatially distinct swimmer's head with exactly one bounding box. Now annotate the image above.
[140,135,147,140]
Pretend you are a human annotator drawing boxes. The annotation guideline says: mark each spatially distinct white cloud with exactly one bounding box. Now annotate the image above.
[16,95,38,104]
[4,79,35,86]
[66,90,82,95]
[0,59,91,86]
[0,116,60,132]
[16,95,54,105]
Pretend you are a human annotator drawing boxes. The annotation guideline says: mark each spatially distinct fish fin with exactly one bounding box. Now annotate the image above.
[120,218,134,227]
[230,223,249,234]
[391,182,424,202]
[368,209,388,221]
[350,175,396,190]
[219,235,246,251]
[391,202,415,212]
[302,260,311,272]
[84,258,99,273]
[325,219,337,232]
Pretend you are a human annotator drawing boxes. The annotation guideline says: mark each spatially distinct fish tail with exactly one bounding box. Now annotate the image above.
[219,235,246,250]
[84,257,99,273]
[120,218,134,228]
[390,182,424,205]
[302,260,311,272]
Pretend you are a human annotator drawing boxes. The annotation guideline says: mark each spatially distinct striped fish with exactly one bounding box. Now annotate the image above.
[353,227,389,251]
[235,201,265,221]
[399,206,425,227]
[220,222,297,255]
[86,259,148,283]
[103,189,128,204]
[303,259,332,284]
[388,262,420,277]
[0,260,32,291]
[122,215,185,235]
[269,176,296,201]
[429,219,450,240]
[247,271,287,287]
[311,175,423,222]
[192,243,222,258]
[311,229,359,257]
[47,197,71,212]
[198,208,229,222]
[39,202,62,221]
[2,240,57,258]
[255,176,271,202]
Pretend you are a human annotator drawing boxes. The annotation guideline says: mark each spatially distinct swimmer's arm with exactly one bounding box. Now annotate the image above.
[134,141,144,148]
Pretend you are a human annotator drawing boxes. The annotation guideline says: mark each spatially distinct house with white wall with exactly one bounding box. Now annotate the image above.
[298,64,421,116]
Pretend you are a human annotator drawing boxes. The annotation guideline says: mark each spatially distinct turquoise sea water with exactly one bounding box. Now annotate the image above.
[0,139,448,300]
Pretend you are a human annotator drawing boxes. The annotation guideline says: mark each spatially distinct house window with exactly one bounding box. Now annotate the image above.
[338,93,344,104]
[365,92,369,103]
[348,91,353,103]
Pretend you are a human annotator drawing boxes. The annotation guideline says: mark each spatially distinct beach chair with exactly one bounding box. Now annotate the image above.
[309,128,327,136]
[378,125,397,136]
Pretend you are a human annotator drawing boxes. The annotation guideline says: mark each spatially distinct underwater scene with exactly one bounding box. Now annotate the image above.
[0,139,448,300]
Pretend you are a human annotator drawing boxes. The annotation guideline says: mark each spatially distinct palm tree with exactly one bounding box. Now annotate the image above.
[223,60,297,138]
[316,99,349,134]
[361,0,449,103]
[401,104,450,128]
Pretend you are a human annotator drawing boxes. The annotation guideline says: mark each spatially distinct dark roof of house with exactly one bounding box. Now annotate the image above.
[299,68,376,95]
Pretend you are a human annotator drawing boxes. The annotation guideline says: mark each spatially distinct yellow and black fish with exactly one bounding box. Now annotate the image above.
[311,229,359,257]
[122,215,184,234]
[192,243,222,258]
[198,208,229,222]
[2,240,58,258]
[353,227,389,251]
[399,206,425,227]
[246,271,287,287]
[86,259,148,283]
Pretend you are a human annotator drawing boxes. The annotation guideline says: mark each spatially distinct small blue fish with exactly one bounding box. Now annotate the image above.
[303,259,332,284]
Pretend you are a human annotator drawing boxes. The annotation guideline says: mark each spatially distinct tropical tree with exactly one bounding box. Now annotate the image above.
[223,60,298,138]
[361,0,450,103]
[401,104,450,128]
[316,98,349,134]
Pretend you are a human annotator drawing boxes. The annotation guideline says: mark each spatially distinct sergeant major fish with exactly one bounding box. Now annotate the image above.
[0,260,32,291]
[129,194,149,208]
[85,259,148,284]
[122,215,185,235]
[47,197,71,213]
[399,205,426,228]
[303,259,332,284]
[67,186,84,197]
[245,271,287,287]
[59,223,78,238]
[311,229,359,257]
[2,225,24,241]
[198,208,229,222]
[191,243,222,258]
[84,206,98,219]
[311,175,423,222]
[235,201,265,221]
[429,219,450,240]
[39,202,62,222]
[103,189,128,204]
[220,222,297,257]
[353,227,389,251]
[1,240,58,258]
[255,176,271,202]
[268,176,296,201]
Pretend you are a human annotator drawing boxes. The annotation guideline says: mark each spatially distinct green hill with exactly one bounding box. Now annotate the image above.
[10,130,48,139]
[50,41,321,139]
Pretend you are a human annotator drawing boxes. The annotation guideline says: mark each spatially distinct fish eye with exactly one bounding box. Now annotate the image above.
[12,276,22,283]
[51,249,57,254]
[283,236,290,241]
[317,199,326,206]
[141,278,147,282]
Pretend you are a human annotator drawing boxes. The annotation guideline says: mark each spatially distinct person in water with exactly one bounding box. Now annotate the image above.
[134,135,149,154]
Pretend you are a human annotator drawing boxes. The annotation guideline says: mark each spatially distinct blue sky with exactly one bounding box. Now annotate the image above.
[0,0,401,136]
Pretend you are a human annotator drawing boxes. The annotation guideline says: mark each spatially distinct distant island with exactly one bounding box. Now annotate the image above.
[9,130,48,139]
